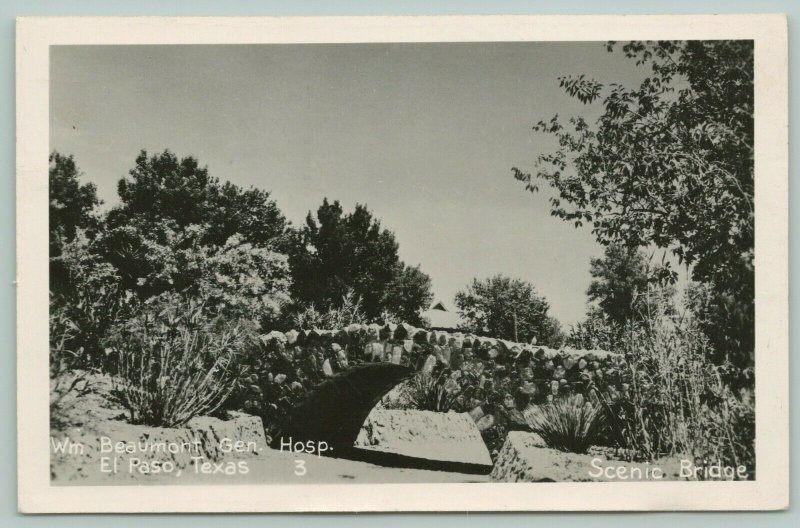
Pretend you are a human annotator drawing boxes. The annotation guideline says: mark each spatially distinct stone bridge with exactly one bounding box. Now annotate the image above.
[263,322,622,457]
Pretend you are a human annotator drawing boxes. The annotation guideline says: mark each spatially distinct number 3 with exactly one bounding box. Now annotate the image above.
[294,459,306,476]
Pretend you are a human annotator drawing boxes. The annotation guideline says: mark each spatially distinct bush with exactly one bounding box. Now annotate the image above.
[107,296,245,427]
[525,394,607,453]
[223,333,308,442]
[403,366,478,413]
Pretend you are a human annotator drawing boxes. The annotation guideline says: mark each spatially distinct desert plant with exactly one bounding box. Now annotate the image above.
[525,394,608,453]
[404,366,478,413]
[108,296,244,427]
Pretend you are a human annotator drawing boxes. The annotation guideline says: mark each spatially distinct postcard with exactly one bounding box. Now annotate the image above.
[16,14,788,512]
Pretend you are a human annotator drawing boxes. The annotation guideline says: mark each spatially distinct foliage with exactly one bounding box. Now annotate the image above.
[225,334,307,442]
[600,298,755,477]
[49,152,101,246]
[512,41,754,368]
[454,275,563,346]
[588,243,654,325]
[107,296,244,427]
[403,366,478,413]
[50,232,130,368]
[380,265,434,326]
[568,244,676,350]
[684,281,754,371]
[49,152,101,294]
[288,198,432,322]
[525,394,608,453]
[186,233,291,328]
[292,290,367,330]
[49,308,95,428]
[98,223,291,330]
[564,307,621,351]
[107,150,288,249]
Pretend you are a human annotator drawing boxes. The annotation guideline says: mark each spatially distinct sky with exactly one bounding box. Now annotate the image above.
[50,42,649,326]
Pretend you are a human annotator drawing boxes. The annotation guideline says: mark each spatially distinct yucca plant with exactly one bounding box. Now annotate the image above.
[405,367,477,413]
[525,394,608,453]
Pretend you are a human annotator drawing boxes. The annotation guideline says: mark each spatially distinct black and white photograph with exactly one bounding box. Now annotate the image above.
[16,15,788,512]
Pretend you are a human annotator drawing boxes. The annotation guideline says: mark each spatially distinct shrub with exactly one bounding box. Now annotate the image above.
[223,334,308,443]
[403,366,478,413]
[107,296,245,428]
[525,394,608,453]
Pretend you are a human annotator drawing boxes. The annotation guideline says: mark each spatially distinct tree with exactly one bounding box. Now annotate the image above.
[565,306,620,351]
[587,243,651,326]
[97,222,291,330]
[454,275,563,346]
[380,265,434,326]
[49,152,101,294]
[289,199,433,322]
[107,150,288,248]
[512,41,754,367]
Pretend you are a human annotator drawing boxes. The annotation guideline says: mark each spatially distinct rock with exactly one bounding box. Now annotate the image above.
[322,358,334,377]
[394,323,414,341]
[367,323,381,340]
[391,345,403,364]
[491,432,690,482]
[475,413,495,431]
[422,354,437,375]
[346,323,363,335]
[413,329,429,344]
[439,345,452,365]
[355,409,492,473]
[367,342,383,361]
[261,330,286,349]
[284,329,299,345]
[468,405,485,422]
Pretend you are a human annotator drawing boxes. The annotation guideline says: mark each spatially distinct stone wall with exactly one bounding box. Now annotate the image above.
[260,322,619,379]
[257,322,623,404]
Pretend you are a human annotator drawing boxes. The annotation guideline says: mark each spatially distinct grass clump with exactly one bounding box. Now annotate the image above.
[525,394,607,454]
